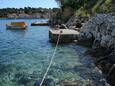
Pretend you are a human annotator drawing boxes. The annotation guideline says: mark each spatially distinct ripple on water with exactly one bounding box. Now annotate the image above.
[0,19,107,86]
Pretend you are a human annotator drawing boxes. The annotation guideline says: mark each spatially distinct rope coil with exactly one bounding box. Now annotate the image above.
[40,31,61,86]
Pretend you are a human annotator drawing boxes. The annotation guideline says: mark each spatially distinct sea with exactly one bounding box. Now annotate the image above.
[0,19,107,86]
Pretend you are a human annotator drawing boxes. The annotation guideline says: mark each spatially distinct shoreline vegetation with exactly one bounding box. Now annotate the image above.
[0,7,60,19]
[50,0,115,86]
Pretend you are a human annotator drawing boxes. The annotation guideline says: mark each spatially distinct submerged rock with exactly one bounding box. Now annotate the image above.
[18,74,32,85]
[57,80,83,86]
[85,47,112,57]
[34,78,55,86]
[57,79,108,86]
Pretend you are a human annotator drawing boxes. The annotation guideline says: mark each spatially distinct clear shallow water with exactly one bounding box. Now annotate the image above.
[0,19,106,86]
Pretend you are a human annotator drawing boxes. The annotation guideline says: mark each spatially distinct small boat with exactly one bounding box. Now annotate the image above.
[31,21,49,26]
[6,22,27,30]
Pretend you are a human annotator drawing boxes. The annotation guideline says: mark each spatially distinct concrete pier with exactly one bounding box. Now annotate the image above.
[49,29,80,43]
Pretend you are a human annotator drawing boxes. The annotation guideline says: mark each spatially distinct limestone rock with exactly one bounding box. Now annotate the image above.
[78,14,115,49]
[66,16,88,29]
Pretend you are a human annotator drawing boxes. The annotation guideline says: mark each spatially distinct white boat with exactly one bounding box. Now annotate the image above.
[31,21,49,26]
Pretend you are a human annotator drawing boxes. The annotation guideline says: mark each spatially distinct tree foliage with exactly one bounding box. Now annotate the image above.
[55,0,114,16]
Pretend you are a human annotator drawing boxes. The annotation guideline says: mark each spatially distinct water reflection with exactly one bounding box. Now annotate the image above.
[7,29,26,37]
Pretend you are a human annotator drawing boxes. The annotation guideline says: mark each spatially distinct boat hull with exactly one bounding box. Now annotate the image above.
[6,25,27,30]
[6,22,27,30]
[31,22,49,26]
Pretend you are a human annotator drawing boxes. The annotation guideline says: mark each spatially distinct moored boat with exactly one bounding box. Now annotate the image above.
[6,22,27,30]
[31,21,49,26]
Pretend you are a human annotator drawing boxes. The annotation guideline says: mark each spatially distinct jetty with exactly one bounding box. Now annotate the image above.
[49,29,79,43]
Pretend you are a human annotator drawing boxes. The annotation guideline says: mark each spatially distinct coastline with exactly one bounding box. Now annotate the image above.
[71,14,115,86]
[0,18,49,20]
[50,13,115,86]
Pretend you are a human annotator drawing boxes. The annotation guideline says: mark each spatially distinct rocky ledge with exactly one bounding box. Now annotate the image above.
[77,14,115,86]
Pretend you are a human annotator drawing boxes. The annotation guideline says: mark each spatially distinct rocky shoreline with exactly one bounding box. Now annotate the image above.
[77,14,115,86]
[51,13,115,86]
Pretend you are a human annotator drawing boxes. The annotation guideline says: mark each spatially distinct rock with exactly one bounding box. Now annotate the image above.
[107,64,115,86]
[69,26,76,29]
[77,32,94,47]
[109,52,115,63]
[86,47,112,57]
[111,29,115,36]
[76,22,82,28]
[76,13,115,86]
[77,38,94,47]
[34,80,40,86]
[65,16,88,29]
[58,80,83,86]
[19,75,32,85]
[34,78,55,86]
[78,14,115,49]
[97,60,112,74]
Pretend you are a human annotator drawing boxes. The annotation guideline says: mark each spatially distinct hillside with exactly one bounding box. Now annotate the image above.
[75,0,115,16]
[56,0,115,17]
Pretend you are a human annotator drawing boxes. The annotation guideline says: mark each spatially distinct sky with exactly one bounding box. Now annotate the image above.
[0,0,59,8]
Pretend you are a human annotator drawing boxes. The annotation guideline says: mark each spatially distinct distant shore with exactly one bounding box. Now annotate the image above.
[0,18,49,20]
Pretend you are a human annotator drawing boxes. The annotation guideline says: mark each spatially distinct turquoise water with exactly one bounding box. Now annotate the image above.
[0,19,106,86]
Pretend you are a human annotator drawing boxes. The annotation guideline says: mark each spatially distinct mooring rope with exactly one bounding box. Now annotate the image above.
[39,31,61,86]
